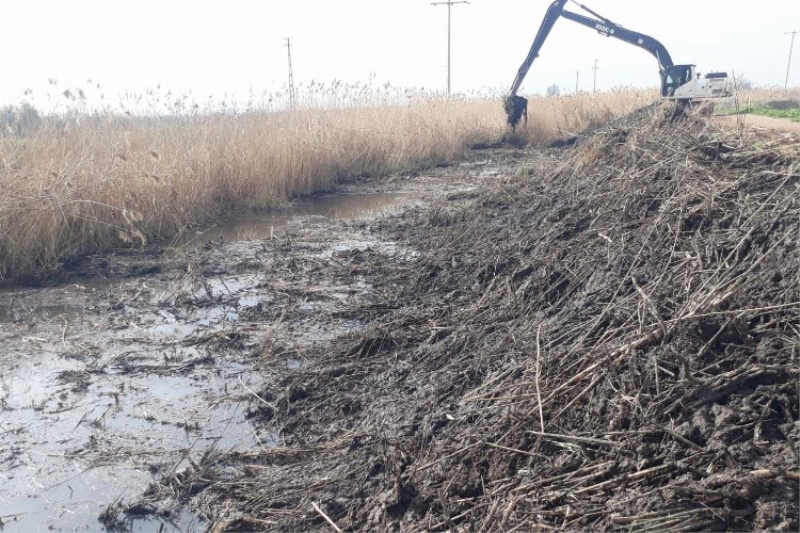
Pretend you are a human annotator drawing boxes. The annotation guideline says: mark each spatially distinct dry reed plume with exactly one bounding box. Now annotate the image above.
[1,88,654,283]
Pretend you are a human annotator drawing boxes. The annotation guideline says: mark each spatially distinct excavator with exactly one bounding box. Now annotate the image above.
[505,0,733,127]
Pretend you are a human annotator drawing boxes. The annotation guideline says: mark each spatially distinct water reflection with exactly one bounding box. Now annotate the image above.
[180,191,409,246]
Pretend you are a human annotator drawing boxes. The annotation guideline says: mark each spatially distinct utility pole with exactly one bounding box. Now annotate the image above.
[285,37,295,108]
[593,59,599,93]
[575,71,579,93]
[786,31,799,89]
[431,1,468,96]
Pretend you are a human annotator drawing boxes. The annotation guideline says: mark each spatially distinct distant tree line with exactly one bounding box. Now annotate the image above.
[0,103,111,138]
[0,102,43,136]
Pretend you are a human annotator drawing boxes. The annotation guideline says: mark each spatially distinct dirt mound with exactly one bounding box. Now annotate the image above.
[125,105,799,532]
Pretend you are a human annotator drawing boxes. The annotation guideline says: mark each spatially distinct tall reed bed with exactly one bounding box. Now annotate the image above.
[515,87,658,142]
[0,88,655,283]
[735,86,800,105]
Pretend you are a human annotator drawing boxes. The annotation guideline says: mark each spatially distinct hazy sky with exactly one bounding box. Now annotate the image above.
[1,0,799,109]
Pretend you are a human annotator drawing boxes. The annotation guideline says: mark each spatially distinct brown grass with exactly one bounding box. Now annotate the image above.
[514,87,659,142]
[0,88,655,283]
[716,86,800,116]
[733,86,800,105]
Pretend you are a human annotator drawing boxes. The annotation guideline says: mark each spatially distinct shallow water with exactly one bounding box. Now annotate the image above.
[177,191,411,246]
[0,190,413,532]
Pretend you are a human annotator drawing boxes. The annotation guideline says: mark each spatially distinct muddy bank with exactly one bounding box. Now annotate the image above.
[127,106,800,532]
[0,152,533,532]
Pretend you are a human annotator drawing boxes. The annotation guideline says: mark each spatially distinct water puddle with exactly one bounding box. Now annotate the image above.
[0,189,413,531]
[0,321,259,533]
[178,191,412,246]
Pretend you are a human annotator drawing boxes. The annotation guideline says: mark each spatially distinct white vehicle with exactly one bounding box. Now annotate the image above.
[663,65,732,99]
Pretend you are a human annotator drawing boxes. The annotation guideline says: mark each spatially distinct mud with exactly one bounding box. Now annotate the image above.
[0,156,527,532]
[112,106,798,532]
[5,106,799,533]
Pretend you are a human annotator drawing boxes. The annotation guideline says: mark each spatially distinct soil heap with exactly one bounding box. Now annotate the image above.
[129,105,800,532]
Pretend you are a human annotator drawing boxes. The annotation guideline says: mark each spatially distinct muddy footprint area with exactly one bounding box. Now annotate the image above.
[0,147,535,532]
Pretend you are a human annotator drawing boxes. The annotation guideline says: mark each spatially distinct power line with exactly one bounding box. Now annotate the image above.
[285,37,295,108]
[786,31,799,89]
[431,1,468,96]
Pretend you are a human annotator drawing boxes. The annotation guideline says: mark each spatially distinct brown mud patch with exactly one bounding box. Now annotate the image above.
[123,106,799,532]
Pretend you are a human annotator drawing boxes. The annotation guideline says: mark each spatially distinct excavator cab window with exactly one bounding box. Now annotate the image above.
[663,65,692,97]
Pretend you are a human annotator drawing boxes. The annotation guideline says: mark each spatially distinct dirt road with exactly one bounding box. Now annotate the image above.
[713,113,800,133]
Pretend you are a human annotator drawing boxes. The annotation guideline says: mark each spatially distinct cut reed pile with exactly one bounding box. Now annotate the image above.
[136,102,800,532]
[0,89,652,284]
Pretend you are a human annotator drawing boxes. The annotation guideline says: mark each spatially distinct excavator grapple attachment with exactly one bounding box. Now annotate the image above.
[505,95,528,129]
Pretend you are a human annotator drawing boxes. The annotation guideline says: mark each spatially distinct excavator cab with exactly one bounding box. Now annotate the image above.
[661,65,694,97]
[662,64,732,100]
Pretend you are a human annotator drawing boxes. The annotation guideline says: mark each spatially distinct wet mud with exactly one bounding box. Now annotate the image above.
[5,106,799,533]
[0,152,525,532]
[113,107,798,532]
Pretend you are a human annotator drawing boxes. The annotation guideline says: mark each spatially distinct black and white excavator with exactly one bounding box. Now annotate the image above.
[505,0,733,127]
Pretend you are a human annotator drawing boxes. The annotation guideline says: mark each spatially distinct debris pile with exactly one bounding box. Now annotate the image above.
[131,105,800,532]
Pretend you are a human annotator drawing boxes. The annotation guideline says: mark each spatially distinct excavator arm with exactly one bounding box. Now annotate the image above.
[505,0,676,127]
[508,1,570,99]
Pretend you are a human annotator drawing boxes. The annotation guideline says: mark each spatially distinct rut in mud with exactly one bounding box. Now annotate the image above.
[123,106,797,532]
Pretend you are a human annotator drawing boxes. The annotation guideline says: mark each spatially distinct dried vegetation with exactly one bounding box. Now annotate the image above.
[0,89,652,284]
[130,103,799,531]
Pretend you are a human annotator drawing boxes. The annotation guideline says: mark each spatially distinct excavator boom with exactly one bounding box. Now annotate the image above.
[508,1,569,100]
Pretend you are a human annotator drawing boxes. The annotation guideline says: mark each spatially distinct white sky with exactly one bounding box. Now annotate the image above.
[1,0,799,110]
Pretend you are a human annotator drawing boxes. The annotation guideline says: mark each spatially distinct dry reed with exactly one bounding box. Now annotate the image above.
[0,88,654,283]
